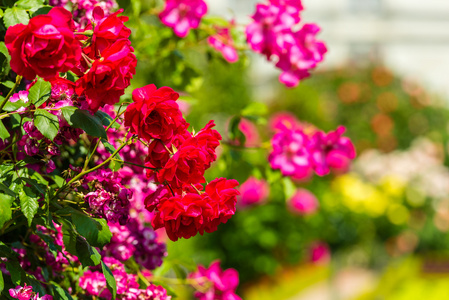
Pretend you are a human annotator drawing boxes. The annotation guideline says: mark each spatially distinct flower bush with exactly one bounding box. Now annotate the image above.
[0,0,338,299]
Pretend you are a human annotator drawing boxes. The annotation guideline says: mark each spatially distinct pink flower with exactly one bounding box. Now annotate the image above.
[237,177,269,207]
[189,261,241,300]
[208,27,238,63]
[268,128,313,180]
[288,188,319,215]
[309,241,331,264]
[268,111,301,132]
[308,126,356,176]
[276,24,327,87]
[9,284,33,300]
[159,0,208,38]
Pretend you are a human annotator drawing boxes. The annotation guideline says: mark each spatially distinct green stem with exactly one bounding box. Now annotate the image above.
[0,75,22,112]
[52,136,132,201]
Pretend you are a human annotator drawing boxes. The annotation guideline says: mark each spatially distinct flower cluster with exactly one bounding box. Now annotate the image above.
[269,114,356,178]
[9,284,52,300]
[208,25,239,63]
[189,261,241,300]
[159,0,208,38]
[79,257,171,299]
[50,0,118,28]
[246,0,327,87]
[124,84,240,241]
[84,168,133,224]
[104,217,167,270]
[5,6,136,112]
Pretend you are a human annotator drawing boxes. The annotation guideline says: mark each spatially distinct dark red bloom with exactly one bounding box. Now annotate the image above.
[203,178,239,233]
[124,84,188,142]
[151,193,213,241]
[83,7,132,59]
[5,7,81,80]
[75,39,137,112]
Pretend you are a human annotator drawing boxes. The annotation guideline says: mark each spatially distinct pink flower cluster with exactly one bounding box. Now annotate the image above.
[189,261,241,300]
[159,0,208,38]
[268,114,356,178]
[79,257,171,299]
[84,169,133,225]
[246,0,327,87]
[104,217,167,270]
[9,284,52,300]
[123,84,240,241]
[208,26,239,63]
[5,6,136,112]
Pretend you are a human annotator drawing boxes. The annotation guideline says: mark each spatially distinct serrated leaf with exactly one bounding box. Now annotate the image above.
[0,193,14,228]
[61,107,107,139]
[0,120,10,140]
[34,109,59,140]
[70,211,112,248]
[4,7,29,27]
[95,111,120,129]
[101,261,117,300]
[19,186,39,226]
[2,81,14,88]
[2,96,31,112]
[28,78,51,107]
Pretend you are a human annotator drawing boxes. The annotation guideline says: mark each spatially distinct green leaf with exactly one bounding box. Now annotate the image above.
[16,0,45,10]
[241,102,268,117]
[0,182,17,197]
[0,120,10,140]
[31,6,52,17]
[2,81,14,89]
[61,219,101,267]
[28,78,51,107]
[0,42,11,75]
[101,261,117,300]
[4,7,29,27]
[101,139,123,171]
[0,270,4,293]
[20,177,46,195]
[5,259,24,285]
[50,281,73,300]
[53,175,65,188]
[282,177,296,200]
[58,207,112,247]
[228,115,246,146]
[2,95,31,112]
[0,193,14,228]
[61,107,107,139]
[19,186,39,226]
[95,111,120,129]
[34,109,59,140]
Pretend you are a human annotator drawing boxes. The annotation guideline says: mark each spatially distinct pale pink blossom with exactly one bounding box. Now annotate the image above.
[288,188,319,215]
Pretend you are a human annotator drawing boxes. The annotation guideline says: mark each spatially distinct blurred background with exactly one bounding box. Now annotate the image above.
[119,0,449,298]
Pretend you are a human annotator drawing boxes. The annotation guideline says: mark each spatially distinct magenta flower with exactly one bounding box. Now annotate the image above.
[268,111,301,132]
[189,261,241,300]
[288,188,319,215]
[308,126,356,176]
[246,2,298,59]
[268,128,313,180]
[238,177,269,207]
[276,24,327,87]
[309,241,331,264]
[9,284,33,300]
[159,0,208,38]
[208,27,238,63]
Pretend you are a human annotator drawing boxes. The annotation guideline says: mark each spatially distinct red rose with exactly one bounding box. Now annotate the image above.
[203,178,239,233]
[5,7,81,80]
[81,7,132,60]
[75,39,137,112]
[156,137,210,188]
[152,193,213,241]
[124,84,188,142]
[194,120,222,163]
